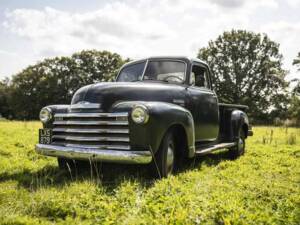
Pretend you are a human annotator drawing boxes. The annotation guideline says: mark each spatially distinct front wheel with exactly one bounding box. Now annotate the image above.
[229,128,246,159]
[152,130,176,178]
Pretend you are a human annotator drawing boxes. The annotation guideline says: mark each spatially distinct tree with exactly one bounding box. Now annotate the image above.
[292,52,300,70]
[72,50,125,83]
[288,96,300,126]
[0,78,12,118]
[292,52,300,95]
[198,30,289,123]
[287,53,300,125]
[290,79,300,96]
[9,50,125,120]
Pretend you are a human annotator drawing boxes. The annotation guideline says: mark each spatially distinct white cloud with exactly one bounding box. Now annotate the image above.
[0,0,299,79]
[211,0,278,9]
[261,21,300,80]
[286,0,300,7]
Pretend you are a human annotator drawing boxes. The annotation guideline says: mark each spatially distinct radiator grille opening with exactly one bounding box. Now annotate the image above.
[51,112,130,151]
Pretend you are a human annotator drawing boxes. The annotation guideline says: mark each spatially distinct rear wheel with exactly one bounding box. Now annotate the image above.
[152,130,176,178]
[229,128,245,159]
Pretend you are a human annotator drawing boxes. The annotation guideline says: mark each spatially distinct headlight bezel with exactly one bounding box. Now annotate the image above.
[131,105,149,124]
[39,107,53,124]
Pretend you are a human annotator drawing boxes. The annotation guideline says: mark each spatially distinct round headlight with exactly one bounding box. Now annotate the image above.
[39,107,52,123]
[131,105,149,124]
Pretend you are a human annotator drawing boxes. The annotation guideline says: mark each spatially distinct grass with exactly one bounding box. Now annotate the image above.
[0,121,299,224]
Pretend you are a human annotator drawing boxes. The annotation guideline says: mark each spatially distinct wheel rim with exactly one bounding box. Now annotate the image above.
[166,142,175,174]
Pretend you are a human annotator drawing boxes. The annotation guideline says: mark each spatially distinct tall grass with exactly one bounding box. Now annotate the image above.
[0,122,299,224]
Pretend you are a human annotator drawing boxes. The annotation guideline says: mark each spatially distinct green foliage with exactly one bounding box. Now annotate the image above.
[290,79,299,98]
[293,52,300,71]
[7,50,125,120]
[198,30,290,123]
[0,78,12,118]
[0,122,299,224]
[288,96,300,125]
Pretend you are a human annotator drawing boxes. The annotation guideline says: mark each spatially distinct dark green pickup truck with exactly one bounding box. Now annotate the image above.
[36,56,253,177]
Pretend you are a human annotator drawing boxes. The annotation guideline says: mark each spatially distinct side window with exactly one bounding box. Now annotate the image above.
[190,65,209,88]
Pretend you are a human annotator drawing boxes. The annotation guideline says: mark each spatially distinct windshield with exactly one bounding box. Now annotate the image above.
[117,61,146,82]
[117,60,186,84]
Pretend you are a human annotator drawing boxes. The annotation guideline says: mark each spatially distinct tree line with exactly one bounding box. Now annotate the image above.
[0,30,299,125]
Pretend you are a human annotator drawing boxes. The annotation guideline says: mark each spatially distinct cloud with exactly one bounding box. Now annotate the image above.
[0,0,298,78]
[286,0,300,7]
[261,21,300,80]
[2,0,273,58]
[211,0,245,8]
[211,0,278,9]
[2,4,174,58]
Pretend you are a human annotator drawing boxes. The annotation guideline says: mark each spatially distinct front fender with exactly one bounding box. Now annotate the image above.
[111,101,195,157]
[42,105,70,128]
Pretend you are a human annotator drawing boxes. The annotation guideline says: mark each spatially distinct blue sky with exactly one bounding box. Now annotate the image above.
[0,0,299,80]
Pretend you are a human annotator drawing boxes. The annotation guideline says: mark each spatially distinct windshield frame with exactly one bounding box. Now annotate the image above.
[116,59,187,84]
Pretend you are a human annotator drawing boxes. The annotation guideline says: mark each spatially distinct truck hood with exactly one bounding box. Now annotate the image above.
[71,82,187,111]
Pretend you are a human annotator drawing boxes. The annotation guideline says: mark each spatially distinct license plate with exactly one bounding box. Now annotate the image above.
[39,129,52,144]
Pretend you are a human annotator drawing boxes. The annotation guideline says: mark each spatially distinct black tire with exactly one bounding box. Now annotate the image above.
[229,128,246,159]
[152,130,176,178]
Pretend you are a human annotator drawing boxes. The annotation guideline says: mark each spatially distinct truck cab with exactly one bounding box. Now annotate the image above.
[36,56,253,178]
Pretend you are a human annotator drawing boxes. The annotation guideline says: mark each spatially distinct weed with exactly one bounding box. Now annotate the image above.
[286,133,297,145]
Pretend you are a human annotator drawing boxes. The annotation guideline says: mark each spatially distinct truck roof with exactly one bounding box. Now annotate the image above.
[122,56,208,68]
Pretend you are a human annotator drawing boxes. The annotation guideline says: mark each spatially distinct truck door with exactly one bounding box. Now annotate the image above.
[187,63,219,142]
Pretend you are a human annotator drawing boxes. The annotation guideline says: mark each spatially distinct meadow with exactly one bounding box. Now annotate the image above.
[0,121,299,224]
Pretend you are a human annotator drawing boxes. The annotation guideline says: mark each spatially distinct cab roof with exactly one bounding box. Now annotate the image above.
[122,56,208,68]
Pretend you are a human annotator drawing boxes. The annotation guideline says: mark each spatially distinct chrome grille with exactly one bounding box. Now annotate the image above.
[52,112,130,150]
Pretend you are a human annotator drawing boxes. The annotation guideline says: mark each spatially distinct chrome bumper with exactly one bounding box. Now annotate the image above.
[35,144,152,164]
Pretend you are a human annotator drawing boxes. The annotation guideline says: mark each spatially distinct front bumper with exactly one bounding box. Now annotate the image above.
[35,144,153,164]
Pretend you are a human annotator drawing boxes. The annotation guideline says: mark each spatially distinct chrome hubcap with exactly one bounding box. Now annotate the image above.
[166,143,174,174]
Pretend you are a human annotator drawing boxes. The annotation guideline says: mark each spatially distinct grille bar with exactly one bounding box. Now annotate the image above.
[53,120,128,126]
[52,135,129,142]
[55,112,128,118]
[53,128,129,134]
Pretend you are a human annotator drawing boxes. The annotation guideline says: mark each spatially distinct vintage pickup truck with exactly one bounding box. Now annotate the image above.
[36,56,253,177]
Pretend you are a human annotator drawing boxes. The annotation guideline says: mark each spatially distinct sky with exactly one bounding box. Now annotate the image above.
[0,0,299,80]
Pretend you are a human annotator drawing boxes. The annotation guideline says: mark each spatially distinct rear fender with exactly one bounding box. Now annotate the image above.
[231,110,249,140]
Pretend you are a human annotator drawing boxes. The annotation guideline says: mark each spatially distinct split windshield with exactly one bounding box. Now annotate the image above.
[117,60,186,84]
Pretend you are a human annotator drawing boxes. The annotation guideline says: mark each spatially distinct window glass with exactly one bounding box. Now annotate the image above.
[143,61,185,84]
[191,65,209,88]
[117,61,146,82]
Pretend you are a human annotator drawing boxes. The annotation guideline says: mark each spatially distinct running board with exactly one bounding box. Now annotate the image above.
[195,142,236,155]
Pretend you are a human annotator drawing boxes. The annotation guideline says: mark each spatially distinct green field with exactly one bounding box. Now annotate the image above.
[0,121,299,224]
